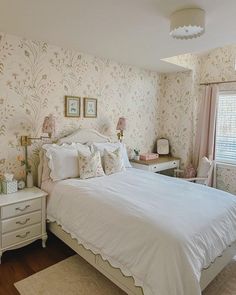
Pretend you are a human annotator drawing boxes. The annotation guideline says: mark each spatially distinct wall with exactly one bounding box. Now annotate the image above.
[161,46,236,195]
[0,32,160,179]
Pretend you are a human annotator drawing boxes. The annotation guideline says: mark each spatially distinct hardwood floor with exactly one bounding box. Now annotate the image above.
[0,232,75,295]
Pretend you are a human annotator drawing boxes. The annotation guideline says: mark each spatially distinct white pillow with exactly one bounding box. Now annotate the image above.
[78,151,105,179]
[92,142,131,168]
[43,143,91,181]
[104,148,126,175]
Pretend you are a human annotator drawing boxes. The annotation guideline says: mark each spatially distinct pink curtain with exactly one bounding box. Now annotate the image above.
[193,84,219,185]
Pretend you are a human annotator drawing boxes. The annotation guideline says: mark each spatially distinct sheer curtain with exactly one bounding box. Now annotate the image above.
[193,84,219,186]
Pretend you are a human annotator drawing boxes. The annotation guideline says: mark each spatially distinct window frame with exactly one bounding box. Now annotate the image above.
[215,90,236,166]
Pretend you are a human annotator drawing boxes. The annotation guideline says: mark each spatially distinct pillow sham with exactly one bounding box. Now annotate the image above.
[42,143,91,181]
[91,142,131,168]
[103,148,125,175]
[78,151,105,179]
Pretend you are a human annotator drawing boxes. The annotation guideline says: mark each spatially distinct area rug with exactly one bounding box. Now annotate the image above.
[15,255,236,295]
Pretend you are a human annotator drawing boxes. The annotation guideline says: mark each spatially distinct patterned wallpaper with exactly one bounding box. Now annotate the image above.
[0,32,160,180]
[162,45,236,195]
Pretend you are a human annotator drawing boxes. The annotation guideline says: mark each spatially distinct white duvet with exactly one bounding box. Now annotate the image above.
[47,169,236,295]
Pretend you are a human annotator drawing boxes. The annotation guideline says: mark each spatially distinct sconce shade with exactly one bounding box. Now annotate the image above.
[116,117,126,131]
[42,114,55,136]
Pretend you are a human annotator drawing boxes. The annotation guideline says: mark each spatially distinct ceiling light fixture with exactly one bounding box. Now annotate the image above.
[170,8,205,40]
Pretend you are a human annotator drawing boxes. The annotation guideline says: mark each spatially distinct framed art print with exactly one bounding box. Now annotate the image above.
[83,97,97,118]
[65,96,81,117]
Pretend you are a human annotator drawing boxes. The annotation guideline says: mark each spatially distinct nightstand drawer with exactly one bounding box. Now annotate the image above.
[151,160,179,172]
[2,211,41,234]
[2,223,41,249]
[1,198,41,219]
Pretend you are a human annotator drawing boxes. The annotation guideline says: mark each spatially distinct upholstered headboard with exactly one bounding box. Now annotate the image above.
[57,128,110,144]
[38,128,111,187]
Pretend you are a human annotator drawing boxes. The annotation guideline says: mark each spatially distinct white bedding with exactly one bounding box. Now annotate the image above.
[47,169,236,295]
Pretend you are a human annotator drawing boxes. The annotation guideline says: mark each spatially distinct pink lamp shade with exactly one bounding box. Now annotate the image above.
[42,114,55,137]
[116,117,127,131]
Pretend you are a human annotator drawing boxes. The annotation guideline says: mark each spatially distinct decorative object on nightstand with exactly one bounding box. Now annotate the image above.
[0,187,48,263]
[140,153,159,161]
[20,114,56,186]
[116,117,126,142]
[157,138,170,155]
[17,180,26,190]
[133,149,140,160]
[131,156,180,175]
[1,173,18,194]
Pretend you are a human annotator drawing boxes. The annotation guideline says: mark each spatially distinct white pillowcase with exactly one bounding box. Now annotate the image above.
[91,142,131,168]
[43,143,91,181]
[103,148,125,175]
[78,151,105,179]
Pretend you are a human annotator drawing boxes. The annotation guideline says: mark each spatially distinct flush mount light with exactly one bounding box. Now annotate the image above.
[170,8,205,40]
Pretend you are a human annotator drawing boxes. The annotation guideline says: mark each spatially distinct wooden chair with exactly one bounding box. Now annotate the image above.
[174,158,214,187]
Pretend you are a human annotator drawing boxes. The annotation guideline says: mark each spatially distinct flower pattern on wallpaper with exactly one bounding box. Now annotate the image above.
[160,45,236,195]
[0,32,160,181]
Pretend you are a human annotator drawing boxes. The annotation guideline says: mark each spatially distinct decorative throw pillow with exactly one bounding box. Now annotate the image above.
[91,142,132,168]
[103,148,126,175]
[78,151,105,179]
[184,164,197,179]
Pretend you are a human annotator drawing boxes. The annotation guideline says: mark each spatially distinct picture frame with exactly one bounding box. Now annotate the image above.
[65,96,81,118]
[83,97,97,118]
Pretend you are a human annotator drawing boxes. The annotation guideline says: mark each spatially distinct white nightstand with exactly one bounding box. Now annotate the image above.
[130,156,180,174]
[0,187,48,263]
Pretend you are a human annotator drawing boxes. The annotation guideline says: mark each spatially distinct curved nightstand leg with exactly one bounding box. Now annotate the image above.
[42,235,48,248]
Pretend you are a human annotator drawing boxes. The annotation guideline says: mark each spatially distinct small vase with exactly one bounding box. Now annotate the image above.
[134,155,140,161]
[26,172,34,188]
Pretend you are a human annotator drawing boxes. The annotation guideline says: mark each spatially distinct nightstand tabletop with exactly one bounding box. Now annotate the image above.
[0,187,47,206]
[130,156,180,166]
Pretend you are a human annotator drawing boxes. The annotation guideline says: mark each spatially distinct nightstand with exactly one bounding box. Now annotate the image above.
[0,187,48,263]
[130,156,180,174]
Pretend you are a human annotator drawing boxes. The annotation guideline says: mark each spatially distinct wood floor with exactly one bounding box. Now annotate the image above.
[0,232,75,295]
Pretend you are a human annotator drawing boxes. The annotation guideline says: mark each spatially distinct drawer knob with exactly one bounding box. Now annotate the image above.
[16,218,30,225]
[15,205,30,212]
[16,231,30,239]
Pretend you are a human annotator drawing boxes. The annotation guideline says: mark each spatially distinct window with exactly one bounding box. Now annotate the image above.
[215,91,236,164]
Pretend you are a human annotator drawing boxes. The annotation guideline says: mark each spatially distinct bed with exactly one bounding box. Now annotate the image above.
[38,128,236,295]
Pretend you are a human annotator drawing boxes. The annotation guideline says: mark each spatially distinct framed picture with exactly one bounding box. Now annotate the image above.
[65,96,81,117]
[83,97,97,118]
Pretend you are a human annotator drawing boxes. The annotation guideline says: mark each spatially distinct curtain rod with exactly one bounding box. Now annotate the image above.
[200,80,236,86]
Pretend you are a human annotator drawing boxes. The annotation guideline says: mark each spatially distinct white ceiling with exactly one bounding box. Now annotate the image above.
[0,0,236,72]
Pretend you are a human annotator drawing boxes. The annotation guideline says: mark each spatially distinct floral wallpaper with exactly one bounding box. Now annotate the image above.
[161,45,236,195]
[0,32,160,181]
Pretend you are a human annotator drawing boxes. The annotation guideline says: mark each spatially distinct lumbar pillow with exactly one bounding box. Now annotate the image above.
[103,148,126,175]
[78,151,105,179]
[91,142,131,168]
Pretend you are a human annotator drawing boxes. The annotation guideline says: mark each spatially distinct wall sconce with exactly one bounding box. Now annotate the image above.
[20,114,56,146]
[20,114,56,180]
[116,117,126,142]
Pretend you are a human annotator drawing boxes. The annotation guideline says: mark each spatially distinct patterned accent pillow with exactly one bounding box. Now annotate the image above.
[78,151,105,179]
[103,148,126,175]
